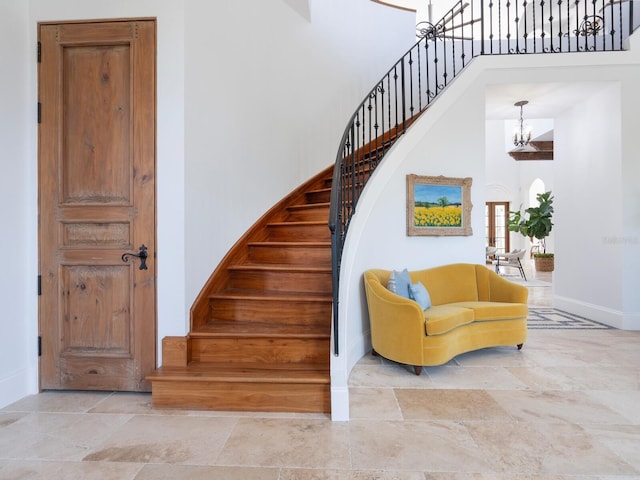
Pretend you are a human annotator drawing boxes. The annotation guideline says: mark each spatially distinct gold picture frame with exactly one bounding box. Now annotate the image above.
[406,174,473,236]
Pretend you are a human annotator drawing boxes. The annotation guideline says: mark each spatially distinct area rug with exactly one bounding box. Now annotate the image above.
[527,307,612,329]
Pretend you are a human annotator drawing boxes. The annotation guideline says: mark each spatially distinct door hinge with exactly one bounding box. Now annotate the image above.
[38,336,42,357]
[37,102,41,124]
[37,275,42,296]
[37,41,41,63]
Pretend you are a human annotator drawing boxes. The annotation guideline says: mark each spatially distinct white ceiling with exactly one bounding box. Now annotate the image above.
[485,82,610,120]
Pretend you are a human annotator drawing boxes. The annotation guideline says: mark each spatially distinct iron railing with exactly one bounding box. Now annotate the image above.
[328,0,638,355]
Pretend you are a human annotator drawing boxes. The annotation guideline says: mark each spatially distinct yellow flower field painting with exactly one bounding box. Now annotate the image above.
[413,184,463,228]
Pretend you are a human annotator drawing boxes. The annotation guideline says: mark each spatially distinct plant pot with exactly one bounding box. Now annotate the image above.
[534,255,554,272]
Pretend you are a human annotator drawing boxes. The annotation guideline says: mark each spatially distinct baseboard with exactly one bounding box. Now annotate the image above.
[0,367,37,409]
[554,295,640,330]
[330,385,349,422]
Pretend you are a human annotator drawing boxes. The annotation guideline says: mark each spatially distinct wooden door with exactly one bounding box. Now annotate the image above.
[38,20,156,391]
[485,202,510,254]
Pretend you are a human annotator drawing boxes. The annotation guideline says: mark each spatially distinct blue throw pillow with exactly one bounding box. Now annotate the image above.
[409,281,431,310]
[393,269,412,299]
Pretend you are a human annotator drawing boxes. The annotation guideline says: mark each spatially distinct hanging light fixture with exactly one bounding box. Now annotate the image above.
[513,100,532,148]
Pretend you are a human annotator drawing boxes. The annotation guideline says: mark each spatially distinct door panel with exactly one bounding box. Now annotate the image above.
[63,44,131,204]
[38,20,156,392]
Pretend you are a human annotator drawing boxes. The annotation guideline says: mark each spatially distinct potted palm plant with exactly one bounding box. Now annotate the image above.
[508,191,554,272]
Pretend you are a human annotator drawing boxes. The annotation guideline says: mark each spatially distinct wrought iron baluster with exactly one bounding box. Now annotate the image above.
[417,45,423,112]
[393,65,399,136]
[591,0,598,51]
[618,0,623,49]
[540,0,548,52]
[373,88,380,167]
[550,0,556,51]
[515,0,521,52]
[386,74,392,148]
[408,51,415,118]
[523,0,530,53]
[566,0,571,51]
[577,0,584,51]
[471,0,476,58]
[506,0,512,52]
[559,0,565,52]
[498,0,504,53]
[424,40,431,105]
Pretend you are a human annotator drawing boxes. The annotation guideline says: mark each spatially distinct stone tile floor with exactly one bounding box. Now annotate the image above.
[1,262,638,479]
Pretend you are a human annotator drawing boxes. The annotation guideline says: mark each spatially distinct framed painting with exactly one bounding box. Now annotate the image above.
[406,174,473,236]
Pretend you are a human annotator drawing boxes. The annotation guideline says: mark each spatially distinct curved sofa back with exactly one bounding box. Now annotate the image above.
[364,263,527,306]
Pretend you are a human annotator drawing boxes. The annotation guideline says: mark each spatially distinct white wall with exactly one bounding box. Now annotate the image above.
[534,39,640,330]
[554,82,632,327]
[0,0,33,408]
[620,64,640,324]
[184,0,415,306]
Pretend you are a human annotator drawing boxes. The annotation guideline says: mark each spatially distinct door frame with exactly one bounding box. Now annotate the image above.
[37,17,158,391]
[486,201,510,254]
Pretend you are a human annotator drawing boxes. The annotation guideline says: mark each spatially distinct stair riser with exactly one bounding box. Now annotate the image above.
[229,270,332,293]
[305,190,331,203]
[190,337,329,364]
[151,380,330,413]
[210,298,331,324]
[267,224,330,241]
[287,207,329,222]
[248,245,330,266]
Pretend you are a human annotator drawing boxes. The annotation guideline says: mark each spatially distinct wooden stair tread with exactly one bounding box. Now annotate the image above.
[192,321,329,338]
[268,220,327,227]
[288,202,330,210]
[248,241,330,247]
[149,363,330,384]
[228,264,331,273]
[209,289,332,301]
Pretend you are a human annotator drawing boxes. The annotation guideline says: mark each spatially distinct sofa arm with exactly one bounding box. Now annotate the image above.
[487,272,529,304]
[363,271,426,366]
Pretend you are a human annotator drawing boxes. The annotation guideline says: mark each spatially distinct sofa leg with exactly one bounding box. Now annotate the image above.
[517,343,523,350]
[413,365,423,376]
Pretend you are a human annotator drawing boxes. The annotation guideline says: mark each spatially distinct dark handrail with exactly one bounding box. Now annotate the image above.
[329,0,637,355]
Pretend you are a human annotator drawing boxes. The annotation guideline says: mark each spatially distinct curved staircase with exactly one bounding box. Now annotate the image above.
[149,0,637,413]
[148,167,334,413]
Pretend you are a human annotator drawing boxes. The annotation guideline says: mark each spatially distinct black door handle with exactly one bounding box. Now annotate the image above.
[122,245,148,270]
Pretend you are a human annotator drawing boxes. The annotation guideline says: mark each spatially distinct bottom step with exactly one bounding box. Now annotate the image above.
[147,363,330,413]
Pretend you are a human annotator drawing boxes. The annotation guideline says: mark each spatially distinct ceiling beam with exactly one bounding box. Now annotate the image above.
[508,140,554,161]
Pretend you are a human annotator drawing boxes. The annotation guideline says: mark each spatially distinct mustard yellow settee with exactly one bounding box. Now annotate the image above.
[363,263,528,374]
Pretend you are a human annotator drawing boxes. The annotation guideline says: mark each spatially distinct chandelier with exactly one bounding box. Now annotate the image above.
[513,100,532,148]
